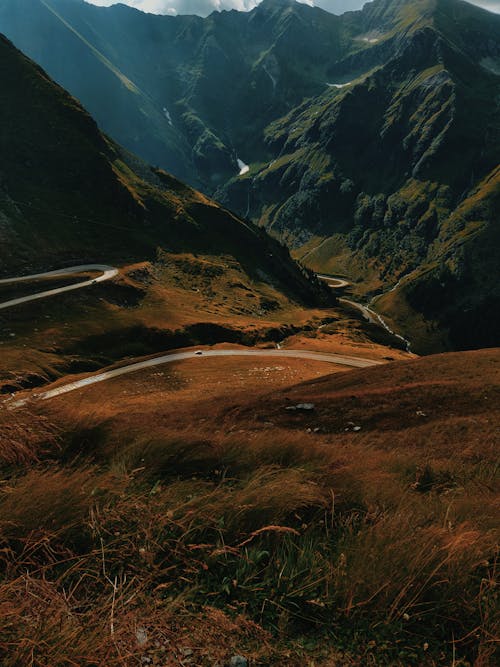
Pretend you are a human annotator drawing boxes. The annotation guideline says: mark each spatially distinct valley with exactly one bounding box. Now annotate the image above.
[1,0,499,353]
[0,1,498,665]
[0,265,382,406]
[0,258,406,396]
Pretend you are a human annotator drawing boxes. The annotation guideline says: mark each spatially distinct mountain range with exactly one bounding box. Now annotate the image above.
[1,0,498,352]
[0,32,325,308]
[0,0,356,188]
[0,4,499,666]
[0,0,500,352]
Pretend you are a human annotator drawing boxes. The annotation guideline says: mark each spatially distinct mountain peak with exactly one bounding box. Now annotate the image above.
[254,0,310,13]
[258,0,298,6]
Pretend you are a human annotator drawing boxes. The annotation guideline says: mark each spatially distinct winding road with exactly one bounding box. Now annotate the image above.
[316,274,350,289]
[7,349,382,409]
[1,264,384,409]
[317,273,412,352]
[0,264,119,311]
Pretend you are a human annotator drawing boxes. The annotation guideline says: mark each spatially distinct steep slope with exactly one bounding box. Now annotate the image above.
[2,0,499,352]
[219,0,500,352]
[0,0,194,181]
[0,0,356,190]
[1,34,353,403]
[0,33,324,308]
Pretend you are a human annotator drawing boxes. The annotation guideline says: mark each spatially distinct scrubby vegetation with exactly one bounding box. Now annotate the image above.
[0,4,498,663]
[0,350,498,665]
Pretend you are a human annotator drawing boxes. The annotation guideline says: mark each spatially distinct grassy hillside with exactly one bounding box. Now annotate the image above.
[0,348,498,665]
[375,166,500,353]
[218,0,500,352]
[0,33,326,308]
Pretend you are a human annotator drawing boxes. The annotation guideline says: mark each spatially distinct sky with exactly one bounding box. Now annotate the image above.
[84,1,365,16]
[84,0,500,16]
[472,0,500,11]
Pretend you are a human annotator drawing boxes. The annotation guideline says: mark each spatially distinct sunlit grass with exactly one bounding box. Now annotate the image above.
[0,345,498,667]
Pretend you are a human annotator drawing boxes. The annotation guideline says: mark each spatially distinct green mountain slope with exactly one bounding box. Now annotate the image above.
[218,0,500,352]
[0,0,355,190]
[0,33,322,307]
[1,0,499,351]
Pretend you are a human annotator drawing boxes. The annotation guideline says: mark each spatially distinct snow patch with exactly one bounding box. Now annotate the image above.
[237,158,250,176]
[163,107,173,126]
[326,81,352,89]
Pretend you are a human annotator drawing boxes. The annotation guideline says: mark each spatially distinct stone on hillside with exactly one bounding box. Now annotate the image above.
[285,403,315,411]
[229,656,248,667]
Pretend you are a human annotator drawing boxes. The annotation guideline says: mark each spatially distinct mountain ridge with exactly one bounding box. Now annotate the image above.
[1,0,499,351]
[0,0,357,187]
[217,0,500,351]
[0,32,325,312]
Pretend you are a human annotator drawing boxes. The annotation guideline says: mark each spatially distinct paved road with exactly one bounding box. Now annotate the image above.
[6,348,382,408]
[338,296,378,325]
[2,265,383,408]
[0,264,119,310]
[315,274,378,323]
[316,274,350,289]
[317,274,412,352]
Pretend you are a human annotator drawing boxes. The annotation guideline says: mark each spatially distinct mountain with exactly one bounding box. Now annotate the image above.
[0,33,324,308]
[0,10,498,666]
[0,0,353,189]
[1,0,499,353]
[218,0,500,352]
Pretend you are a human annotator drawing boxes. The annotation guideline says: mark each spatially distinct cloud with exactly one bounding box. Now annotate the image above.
[85,0,367,17]
[84,0,500,17]
[468,1,500,12]
[85,0,260,17]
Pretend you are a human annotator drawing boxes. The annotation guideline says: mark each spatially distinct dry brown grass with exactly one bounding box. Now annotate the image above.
[0,349,497,665]
[0,255,412,395]
[0,574,279,667]
[0,409,57,465]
